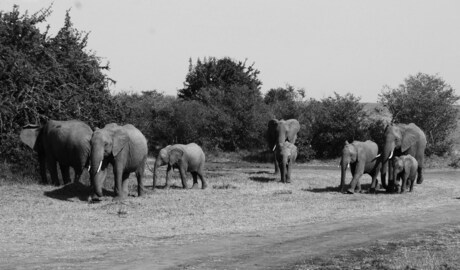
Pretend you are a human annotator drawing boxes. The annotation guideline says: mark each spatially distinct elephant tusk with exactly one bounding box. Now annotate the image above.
[375,154,381,158]
[87,165,91,172]
[272,145,276,151]
[347,163,350,169]
[96,161,103,173]
[388,150,394,160]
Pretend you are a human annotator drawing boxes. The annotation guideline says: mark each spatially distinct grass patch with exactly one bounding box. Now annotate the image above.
[293,225,460,270]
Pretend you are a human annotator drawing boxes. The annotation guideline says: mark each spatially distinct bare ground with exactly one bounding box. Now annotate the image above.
[1,163,459,269]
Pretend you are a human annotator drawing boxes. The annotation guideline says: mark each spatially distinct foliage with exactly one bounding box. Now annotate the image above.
[175,57,269,151]
[379,73,460,155]
[0,6,122,165]
[264,84,305,120]
[307,93,368,158]
[179,57,262,102]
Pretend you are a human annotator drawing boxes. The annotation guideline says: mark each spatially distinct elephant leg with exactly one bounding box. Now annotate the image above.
[121,172,130,195]
[347,163,362,194]
[401,173,408,193]
[387,160,395,193]
[409,176,416,192]
[370,173,378,193]
[38,153,48,184]
[197,170,207,189]
[273,152,280,174]
[191,172,199,189]
[416,166,423,184]
[73,167,83,184]
[112,166,126,201]
[59,164,71,185]
[135,168,148,197]
[165,165,172,188]
[47,157,61,186]
[179,168,188,189]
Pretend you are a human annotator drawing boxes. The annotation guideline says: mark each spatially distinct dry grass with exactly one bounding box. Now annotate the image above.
[0,160,459,268]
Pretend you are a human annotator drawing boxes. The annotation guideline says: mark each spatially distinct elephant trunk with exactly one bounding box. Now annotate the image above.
[90,150,105,198]
[279,156,288,183]
[152,157,163,190]
[381,141,395,190]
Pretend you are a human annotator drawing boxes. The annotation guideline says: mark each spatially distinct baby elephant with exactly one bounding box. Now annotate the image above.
[393,155,418,193]
[275,141,298,183]
[153,143,206,189]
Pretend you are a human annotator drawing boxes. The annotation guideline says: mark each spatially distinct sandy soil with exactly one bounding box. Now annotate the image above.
[1,166,459,270]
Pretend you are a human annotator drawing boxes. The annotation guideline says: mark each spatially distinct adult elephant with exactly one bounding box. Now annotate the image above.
[381,123,426,192]
[266,119,300,174]
[275,141,298,183]
[340,140,381,194]
[152,143,206,189]
[20,120,92,186]
[89,123,148,201]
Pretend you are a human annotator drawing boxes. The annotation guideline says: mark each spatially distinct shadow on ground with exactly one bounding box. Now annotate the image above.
[247,171,272,175]
[44,182,115,201]
[250,176,277,183]
[150,184,185,190]
[303,184,385,194]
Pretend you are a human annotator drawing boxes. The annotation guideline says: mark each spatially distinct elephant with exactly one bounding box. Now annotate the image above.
[152,143,206,189]
[381,123,426,192]
[20,120,92,186]
[266,119,300,174]
[340,140,381,194]
[393,155,418,193]
[88,123,148,201]
[275,141,297,183]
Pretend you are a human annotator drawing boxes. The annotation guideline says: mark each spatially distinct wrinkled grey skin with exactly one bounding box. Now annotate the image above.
[393,155,418,193]
[381,123,426,193]
[89,123,148,201]
[20,120,92,186]
[275,141,297,183]
[266,119,300,174]
[340,140,381,194]
[153,143,206,189]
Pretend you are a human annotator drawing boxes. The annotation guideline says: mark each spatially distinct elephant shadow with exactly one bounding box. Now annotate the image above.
[150,184,185,190]
[249,176,277,183]
[44,182,115,202]
[304,184,379,194]
[247,171,272,175]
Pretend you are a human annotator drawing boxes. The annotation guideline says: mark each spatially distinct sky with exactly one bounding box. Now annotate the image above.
[2,0,460,102]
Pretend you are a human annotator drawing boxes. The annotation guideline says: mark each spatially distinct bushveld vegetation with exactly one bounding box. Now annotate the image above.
[1,6,459,180]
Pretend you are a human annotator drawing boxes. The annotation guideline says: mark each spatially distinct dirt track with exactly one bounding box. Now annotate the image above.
[23,202,459,270]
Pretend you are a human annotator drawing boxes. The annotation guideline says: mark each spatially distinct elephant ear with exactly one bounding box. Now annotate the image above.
[169,148,184,166]
[349,143,358,162]
[20,127,41,150]
[401,131,417,152]
[112,128,129,156]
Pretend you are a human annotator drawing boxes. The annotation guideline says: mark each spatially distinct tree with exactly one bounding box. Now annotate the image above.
[379,73,459,155]
[0,6,121,167]
[264,85,305,120]
[179,57,262,102]
[308,93,367,158]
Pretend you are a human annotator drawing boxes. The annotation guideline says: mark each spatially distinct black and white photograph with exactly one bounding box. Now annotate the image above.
[1,1,460,269]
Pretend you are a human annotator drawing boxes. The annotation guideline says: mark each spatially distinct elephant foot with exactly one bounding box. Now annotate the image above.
[417,177,424,184]
[112,195,126,202]
[192,183,200,189]
[138,188,151,197]
[88,194,102,203]
[202,183,208,189]
[346,189,355,194]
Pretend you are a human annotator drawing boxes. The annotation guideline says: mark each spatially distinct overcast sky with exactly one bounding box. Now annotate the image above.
[2,0,460,102]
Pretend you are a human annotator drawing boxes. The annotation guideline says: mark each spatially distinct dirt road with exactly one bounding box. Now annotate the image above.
[31,202,459,270]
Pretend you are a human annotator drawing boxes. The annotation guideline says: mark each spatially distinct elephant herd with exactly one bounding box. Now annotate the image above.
[265,119,427,194]
[19,118,427,201]
[20,120,206,201]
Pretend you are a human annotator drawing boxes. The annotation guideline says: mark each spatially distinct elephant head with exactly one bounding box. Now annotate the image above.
[339,141,357,192]
[275,142,297,183]
[89,124,129,198]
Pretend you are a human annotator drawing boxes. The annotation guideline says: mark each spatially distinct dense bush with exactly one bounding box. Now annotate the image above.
[0,6,122,166]
[379,73,459,156]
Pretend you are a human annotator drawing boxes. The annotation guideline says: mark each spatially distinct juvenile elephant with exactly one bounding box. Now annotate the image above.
[340,140,381,194]
[20,120,92,186]
[381,123,426,192]
[393,155,418,193]
[153,143,206,189]
[275,141,297,183]
[89,123,148,201]
[266,119,300,174]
